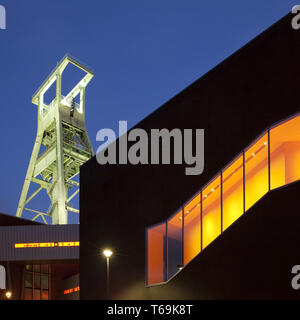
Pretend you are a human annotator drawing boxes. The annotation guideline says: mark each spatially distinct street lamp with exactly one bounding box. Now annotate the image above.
[5,291,12,299]
[103,249,113,299]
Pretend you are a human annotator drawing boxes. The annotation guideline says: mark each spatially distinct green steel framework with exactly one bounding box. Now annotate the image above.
[16,54,94,224]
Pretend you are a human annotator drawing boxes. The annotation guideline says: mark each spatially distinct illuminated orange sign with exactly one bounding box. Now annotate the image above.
[14,242,79,248]
[64,286,80,295]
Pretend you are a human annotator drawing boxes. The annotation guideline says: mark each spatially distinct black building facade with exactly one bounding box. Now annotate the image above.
[80,13,300,299]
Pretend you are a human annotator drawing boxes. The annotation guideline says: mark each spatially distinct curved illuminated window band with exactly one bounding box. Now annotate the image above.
[146,112,300,286]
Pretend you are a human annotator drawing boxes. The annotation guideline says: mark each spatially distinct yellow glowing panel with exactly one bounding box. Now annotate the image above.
[270,115,300,189]
[15,242,80,248]
[202,176,221,249]
[245,133,268,211]
[184,193,201,265]
[222,155,244,231]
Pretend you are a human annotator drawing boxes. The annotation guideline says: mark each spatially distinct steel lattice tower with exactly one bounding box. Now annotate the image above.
[16,55,94,224]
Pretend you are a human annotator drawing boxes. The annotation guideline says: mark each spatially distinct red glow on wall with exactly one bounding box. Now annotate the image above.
[64,286,80,295]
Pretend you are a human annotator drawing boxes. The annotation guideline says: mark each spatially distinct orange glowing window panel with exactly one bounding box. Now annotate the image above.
[202,175,221,249]
[270,115,300,190]
[245,133,268,211]
[183,193,201,265]
[147,223,166,285]
[222,154,244,231]
[64,286,80,295]
[15,242,80,248]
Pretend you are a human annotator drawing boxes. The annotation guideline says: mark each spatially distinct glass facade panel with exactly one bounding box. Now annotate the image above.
[33,264,41,272]
[41,275,49,290]
[183,194,201,265]
[34,274,41,289]
[245,133,268,210]
[146,113,300,286]
[222,155,244,231]
[41,264,49,274]
[167,211,183,279]
[202,176,221,249]
[34,289,41,300]
[270,115,300,189]
[25,265,32,271]
[41,290,49,300]
[23,264,50,300]
[24,272,32,288]
[147,223,166,285]
[24,288,32,300]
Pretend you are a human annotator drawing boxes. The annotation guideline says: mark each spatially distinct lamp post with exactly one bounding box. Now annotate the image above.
[103,249,113,299]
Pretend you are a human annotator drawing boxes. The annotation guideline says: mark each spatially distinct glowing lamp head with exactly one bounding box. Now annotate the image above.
[5,291,12,299]
[103,249,113,258]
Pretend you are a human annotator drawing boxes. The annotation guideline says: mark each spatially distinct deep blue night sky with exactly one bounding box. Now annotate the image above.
[0,1,296,223]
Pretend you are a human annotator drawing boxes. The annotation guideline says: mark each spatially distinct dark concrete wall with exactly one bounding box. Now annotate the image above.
[80,13,300,299]
[7,263,23,300]
[51,263,79,300]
